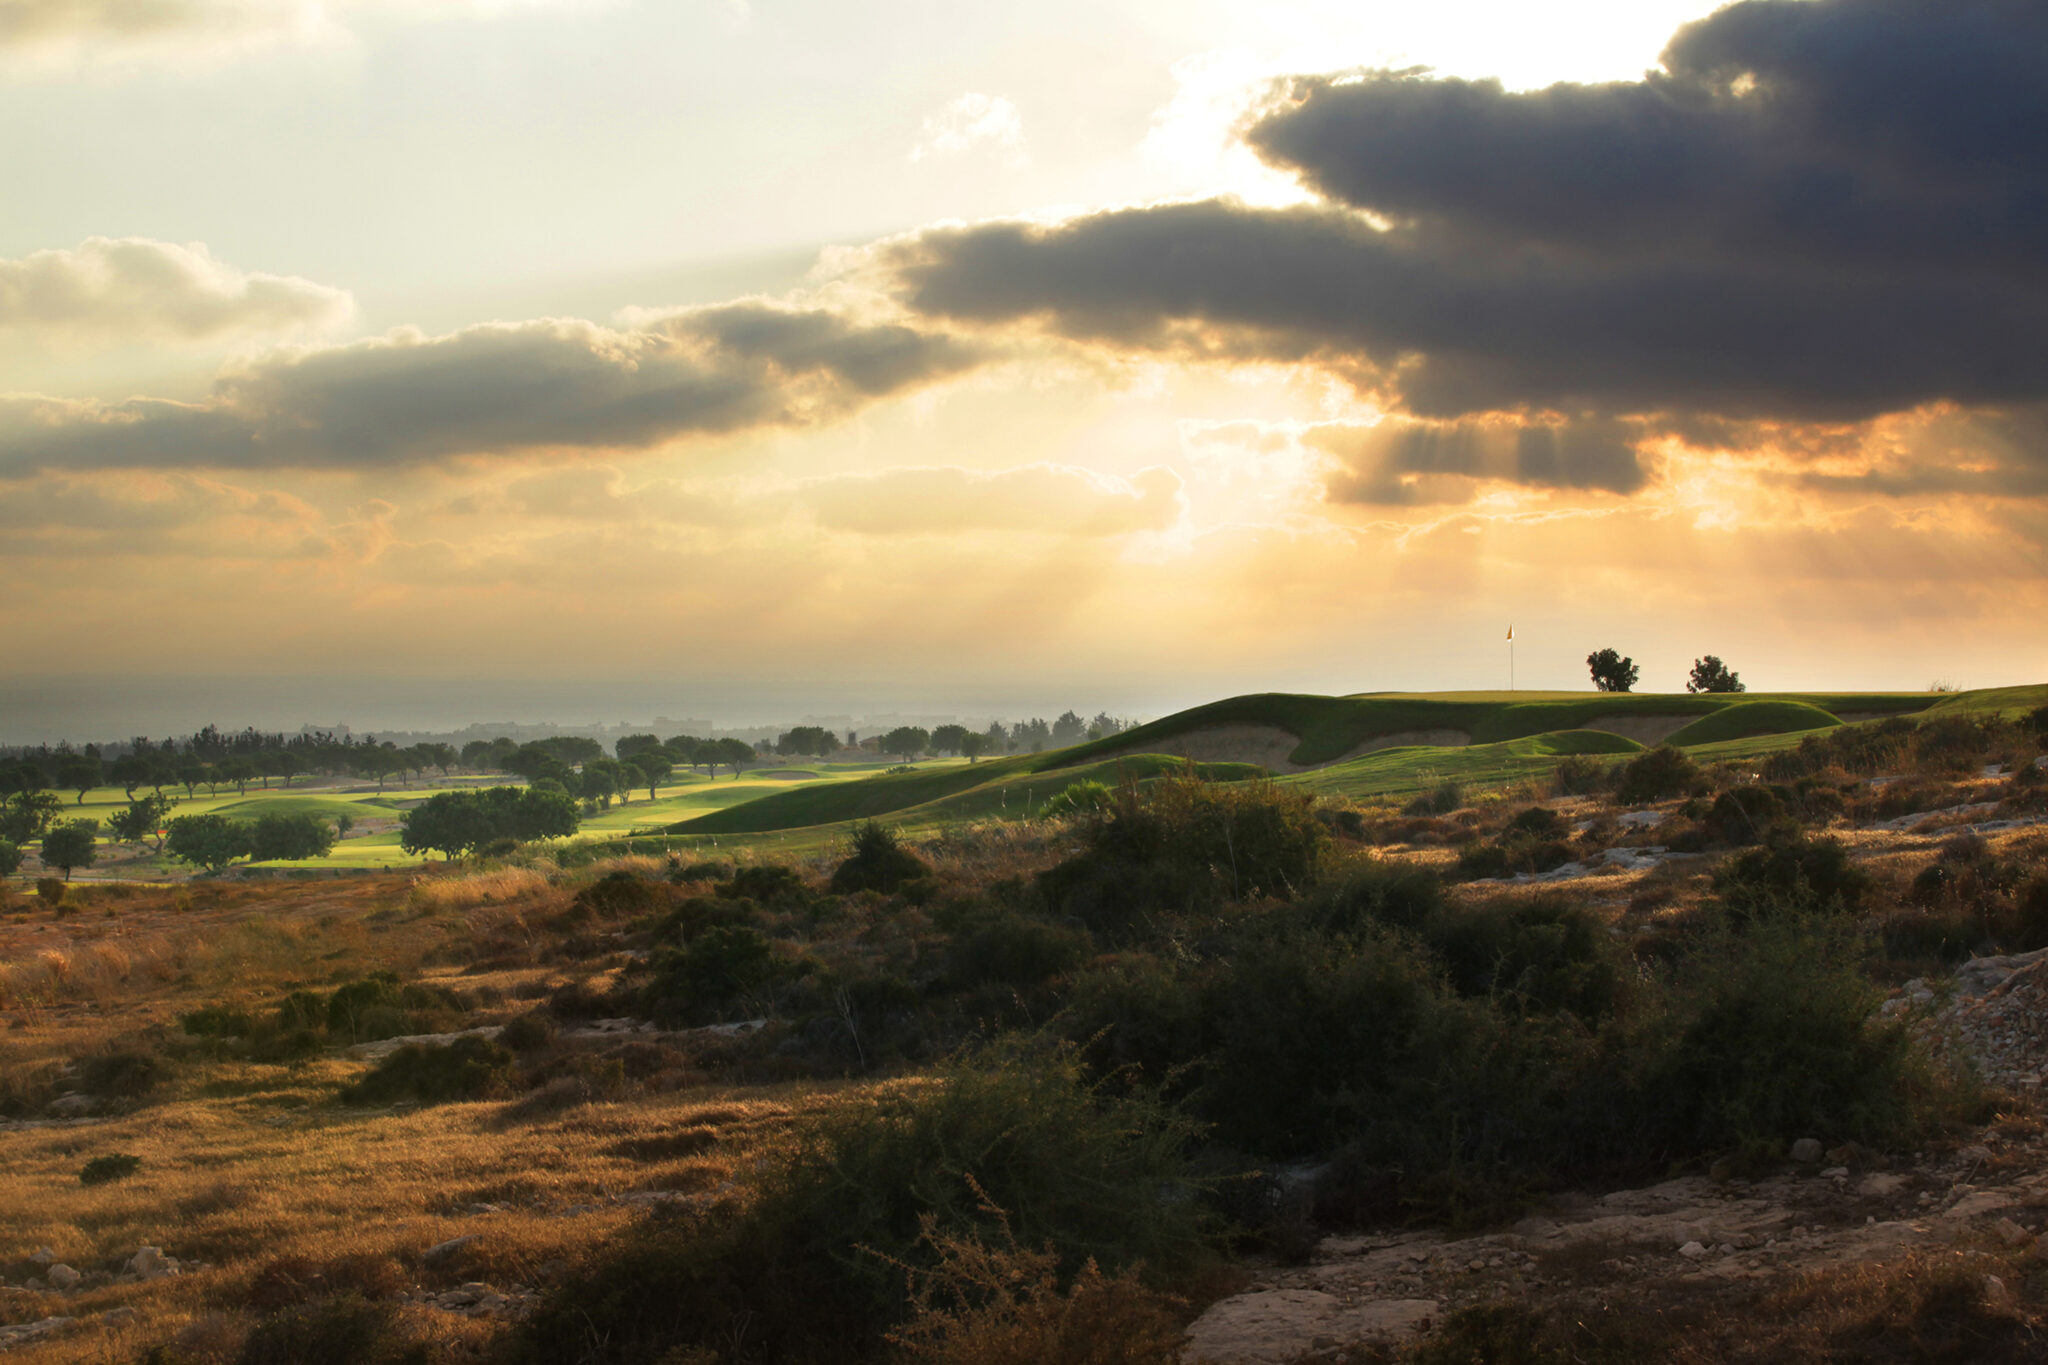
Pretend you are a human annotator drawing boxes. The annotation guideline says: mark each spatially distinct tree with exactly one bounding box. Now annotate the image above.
[399,792,496,861]
[461,739,499,770]
[776,726,837,757]
[40,820,98,881]
[166,814,252,873]
[111,754,149,799]
[423,743,459,777]
[1089,712,1125,739]
[107,793,176,853]
[0,791,63,844]
[1051,710,1087,745]
[219,758,256,796]
[616,734,663,761]
[983,720,1009,754]
[1687,655,1745,694]
[960,731,990,763]
[930,724,972,757]
[581,757,626,809]
[249,813,337,862]
[713,737,756,778]
[1014,718,1051,752]
[881,726,930,762]
[58,758,100,805]
[635,753,672,800]
[1587,648,1640,693]
[0,839,20,876]
[399,786,578,859]
[176,759,206,799]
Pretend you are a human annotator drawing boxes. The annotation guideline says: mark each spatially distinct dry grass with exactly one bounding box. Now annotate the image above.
[406,866,553,915]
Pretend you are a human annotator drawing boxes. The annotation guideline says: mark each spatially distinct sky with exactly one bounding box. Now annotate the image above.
[4,0,2045,738]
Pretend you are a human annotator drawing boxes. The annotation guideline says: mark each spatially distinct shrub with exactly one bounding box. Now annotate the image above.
[1614,745,1701,804]
[341,1036,512,1106]
[79,1152,142,1185]
[1701,786,1782,845]
[36,877,64,906]
[948,911,1092,988]
[1715,834,1872,919]
[573,870,670,919]
[642,924,811,1024]
[1423,895,1622,1022]
[1037,774,1326,935]
[325,974,407,1042]
[1641,916,1929,1156]
[0,838,20,876]
[1039,781,1115,820]
[1551,755,1610,796]
[1296,857,1448,936]
[498,1009,557,1053]
[887,1217,1185,1365]
[829,822,931,895]
[512,1041,1209,1365]
[1403,780,1464,815]
[78,1047,162,1098]
[237,1293,416,1365]
[182,1005,256,1038]
[723,863,810,904]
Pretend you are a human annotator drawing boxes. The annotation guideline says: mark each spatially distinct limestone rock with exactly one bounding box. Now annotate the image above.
[128,1246,177,1280]
[423,1234,480,1267]
[1182,1289,1439,1364]
[1790,1138,1824,1164]
[46,1264,80,1291]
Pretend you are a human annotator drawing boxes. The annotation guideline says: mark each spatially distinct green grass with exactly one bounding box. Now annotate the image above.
[1048,689,1940,769]
[1661,700,1843,747]
[1282,729,1641,803]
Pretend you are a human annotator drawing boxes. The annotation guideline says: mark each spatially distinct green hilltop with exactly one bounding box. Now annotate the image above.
[657,685,2046,842]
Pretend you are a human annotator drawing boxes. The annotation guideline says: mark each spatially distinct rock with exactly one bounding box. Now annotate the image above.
[422,1234,480,1268]
[1858,1174,1909,1197]
[1678,1241,1708,1260]
[1947,1190,2018,1220]
[1182,1290,1439,1364]
[29,1247,57,1265]
[0,1316,75,1347]
[1993,1218,2035,1247]
[44,1093,95,1118]
[1820,1166,1850,1179]
[128,1246,176,1280]
[100,1306,139,1327]
[46,1264,80,1291]
[1790,1138,1824,1164]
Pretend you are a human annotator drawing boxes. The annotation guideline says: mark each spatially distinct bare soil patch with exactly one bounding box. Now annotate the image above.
[1117,725,1471,774]
[1581,713,1696,746]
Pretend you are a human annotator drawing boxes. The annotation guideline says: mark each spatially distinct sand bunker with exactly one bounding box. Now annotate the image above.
[1580,714,1695,746]
[1114,724,1470,773]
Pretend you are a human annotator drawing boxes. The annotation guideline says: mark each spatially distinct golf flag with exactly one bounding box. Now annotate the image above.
[1506,624,1514,640]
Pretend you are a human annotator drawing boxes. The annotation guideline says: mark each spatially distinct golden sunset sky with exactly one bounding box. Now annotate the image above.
[4,0,2043,735]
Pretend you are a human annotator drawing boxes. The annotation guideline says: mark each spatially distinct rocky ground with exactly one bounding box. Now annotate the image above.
[1183,950,2048,1363]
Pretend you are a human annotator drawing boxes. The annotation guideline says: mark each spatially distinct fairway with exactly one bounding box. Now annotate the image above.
[26,684,2048,879]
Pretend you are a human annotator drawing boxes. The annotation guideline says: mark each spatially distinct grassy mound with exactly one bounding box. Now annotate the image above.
[1664,700,1843,747]
[674,755,1263,836]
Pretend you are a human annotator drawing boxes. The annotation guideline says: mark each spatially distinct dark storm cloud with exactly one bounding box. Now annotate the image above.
[892,0,2048,428]
[1311,415,1646,505]
[0,305,982,473]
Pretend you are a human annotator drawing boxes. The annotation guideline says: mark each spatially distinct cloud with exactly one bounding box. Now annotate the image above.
[911,93,1027,167]
[0,237,353,348]
[0,302,982,473]
[1311,415,1646,506]
[0,0,614,66]
[797,463,1183,536]
[451,460,1186,539]
[889,0,2048,434]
